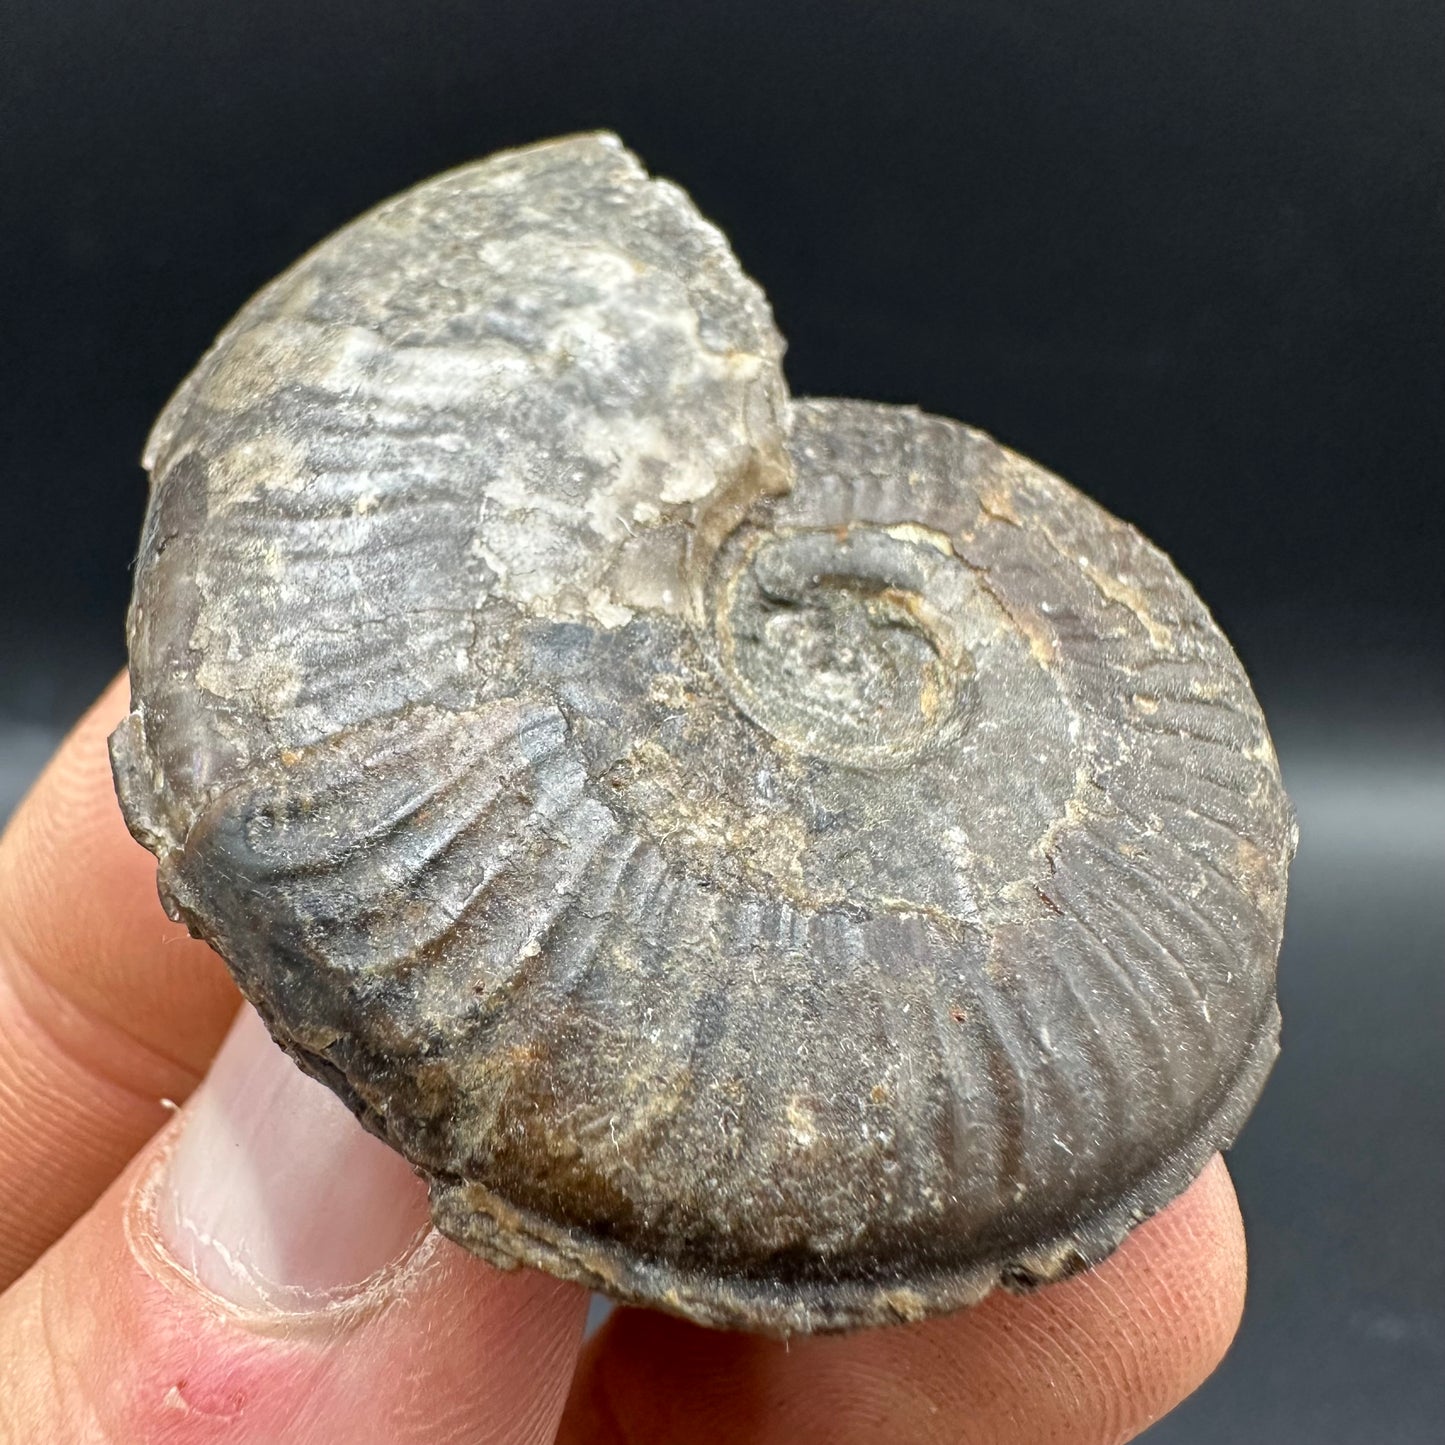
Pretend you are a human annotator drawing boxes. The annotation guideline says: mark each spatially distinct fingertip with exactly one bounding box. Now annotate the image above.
[0,674,245,1286]
[0,671,237,1079]
[1093,1152,1248,1417]
[559,1156,1248,1445]
[0,1044,590,1445]
[920,1155,1248,1441]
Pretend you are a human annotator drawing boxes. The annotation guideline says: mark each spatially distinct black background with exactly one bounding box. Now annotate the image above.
[1,3,1441,1440]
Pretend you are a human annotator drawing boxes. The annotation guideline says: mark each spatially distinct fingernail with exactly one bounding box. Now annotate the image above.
[158,1005,431,1312]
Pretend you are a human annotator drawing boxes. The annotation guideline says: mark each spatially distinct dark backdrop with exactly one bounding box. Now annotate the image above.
[1,3,1441,1441]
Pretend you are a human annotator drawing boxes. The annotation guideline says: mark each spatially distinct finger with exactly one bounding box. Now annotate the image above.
[559,1156,1246,1445]
[0,674,240,1285]
[0,1005,588,1445]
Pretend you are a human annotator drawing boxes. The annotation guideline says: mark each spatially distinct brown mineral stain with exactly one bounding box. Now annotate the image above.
[1235,836,1274,894]
[1079,560,1173,649]
[977,481,1022,526]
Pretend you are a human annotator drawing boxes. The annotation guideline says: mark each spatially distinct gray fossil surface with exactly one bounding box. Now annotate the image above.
[112,133,1295,1334]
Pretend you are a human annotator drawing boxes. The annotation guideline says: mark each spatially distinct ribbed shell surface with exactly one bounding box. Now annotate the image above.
[111,133,1295,1334]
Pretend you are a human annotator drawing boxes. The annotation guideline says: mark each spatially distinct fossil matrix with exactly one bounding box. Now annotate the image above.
[112,134,1295,1334]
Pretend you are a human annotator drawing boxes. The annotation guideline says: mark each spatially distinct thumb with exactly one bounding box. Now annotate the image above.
[0,1006,587,1444]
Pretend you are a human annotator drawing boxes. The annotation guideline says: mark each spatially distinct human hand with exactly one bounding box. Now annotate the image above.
[0,678,1247,1443]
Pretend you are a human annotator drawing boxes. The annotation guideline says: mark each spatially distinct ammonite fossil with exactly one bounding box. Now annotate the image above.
[111,133,1295,1334]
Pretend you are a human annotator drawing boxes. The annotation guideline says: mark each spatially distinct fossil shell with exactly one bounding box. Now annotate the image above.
[111,133,1295,1334]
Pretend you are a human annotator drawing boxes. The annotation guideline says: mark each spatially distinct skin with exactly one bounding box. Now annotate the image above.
[0,676,1247,1443]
